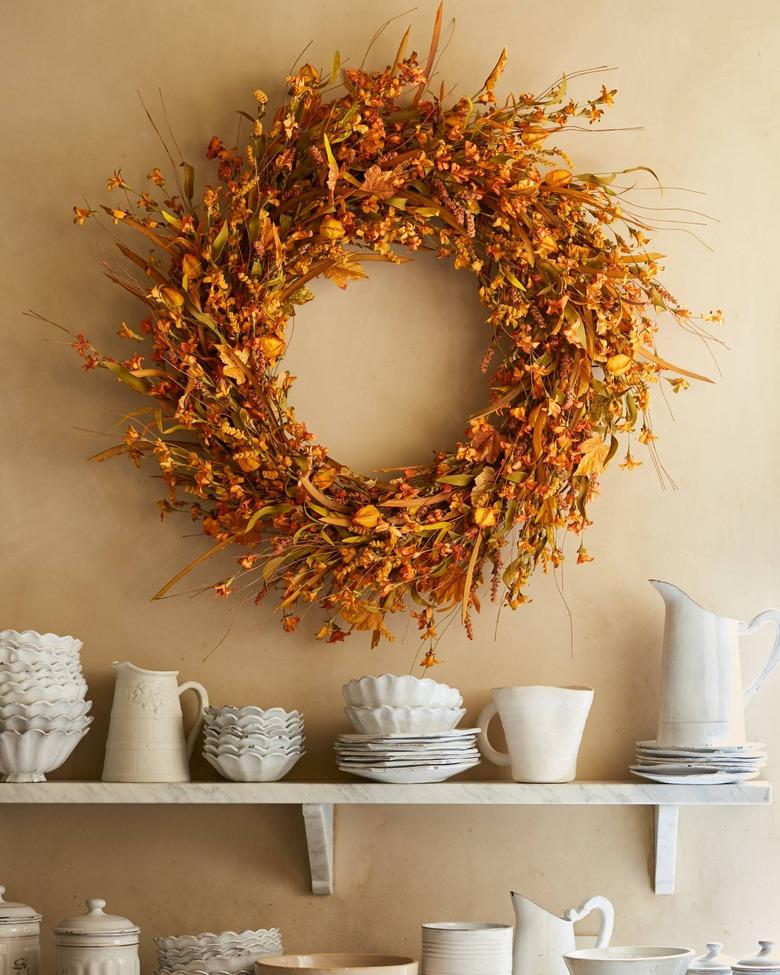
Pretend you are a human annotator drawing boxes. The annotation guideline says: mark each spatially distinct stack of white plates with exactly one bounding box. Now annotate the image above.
[0,630,92,782]
[155,929,283,974]
[343,674,465,735]
[335,728,481,784]
[203,706,304,782]
[630,740,767,784]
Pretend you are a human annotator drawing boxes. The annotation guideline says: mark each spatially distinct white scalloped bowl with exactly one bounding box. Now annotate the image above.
[0,679,88,705]
[204,706,301,723]
[0,700,92,720]
[345,705,466,736]
[342,675,462,709]
[160,939,283,962]
[156,930,283,953]
[0,629,83,651]
[203,741,305,759]
[0,713,93,734]
[204,729,305,746]
[0,727,89,781]
[0,658,83,677]
[205,750,303,782]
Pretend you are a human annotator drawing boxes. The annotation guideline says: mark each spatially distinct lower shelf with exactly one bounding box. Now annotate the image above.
[0,780,770,896]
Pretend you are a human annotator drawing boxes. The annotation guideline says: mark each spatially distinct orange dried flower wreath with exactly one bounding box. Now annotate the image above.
[71,12,717,655]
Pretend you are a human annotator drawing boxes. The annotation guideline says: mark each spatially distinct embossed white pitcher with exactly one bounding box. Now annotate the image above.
[512,894,614,975]
[652,580,780,747]
[102,662,208,782]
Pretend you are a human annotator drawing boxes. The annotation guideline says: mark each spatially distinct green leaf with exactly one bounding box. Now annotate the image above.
[436,474,475,486]
[103,361,148,394]
[387,197,407,210]
[330,49,341,83]
[212,220,229,261]
[245,503,293,533]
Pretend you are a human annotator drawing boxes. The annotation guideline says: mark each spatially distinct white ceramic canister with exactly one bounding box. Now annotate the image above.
[54,899,139,975]
[0,886,41,975]
[688,944,736,975]
[422,922,513,975]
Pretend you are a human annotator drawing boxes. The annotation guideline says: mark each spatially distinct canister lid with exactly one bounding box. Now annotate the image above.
[55,899,140,937]
[0,886,42,923]
[688,943,735,974]
[736,943,780,970]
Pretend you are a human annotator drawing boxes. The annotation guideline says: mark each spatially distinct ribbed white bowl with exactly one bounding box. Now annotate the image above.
[205,751,303,782]
[0,630,83,653]
[0,700,91,720]
[0,713,93,734]
[0,679,88,705]
[156,930,282,953]
[343,675,463,709]
[0,658,83,677]
[0,727,89,781]
[345,705,465,736]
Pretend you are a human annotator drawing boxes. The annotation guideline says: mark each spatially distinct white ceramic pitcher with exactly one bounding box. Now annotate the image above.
[102,662,209,783]
[512,894,614,975]
[652,580,780,747]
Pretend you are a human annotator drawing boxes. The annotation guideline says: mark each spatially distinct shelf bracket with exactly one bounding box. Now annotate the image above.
[653,804,679,895]
[302,802,334,895]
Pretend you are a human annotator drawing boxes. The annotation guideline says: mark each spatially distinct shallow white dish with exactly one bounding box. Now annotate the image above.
[564,947,694,975]
[337,728,480,743]
[345,705,465,736]
[0,699,91,720]
[0,727,89,781]
[206,750,303,782]
[637,740,765,754]
[0,713,93,733]
[343,674,462,709]
[157,930,282,952]
[0,679,87,705]
[339,760,479,783]
[630,767,761,784]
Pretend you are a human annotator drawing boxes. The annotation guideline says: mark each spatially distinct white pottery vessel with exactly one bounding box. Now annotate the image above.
[0,727,89,782]
[0,885,41,975]
[421,922,513,975]
[55,899,140,975]
[478,686,593,782]
[343,675,462,709]
[205,751,303,782]
[652,580,780,747]
[0,712,93,733]
[0,700,91,721]
[563,948,694,975]
[345,705,465,736]
[102,662,208,783]
[0,680,88,705]
[512,895,614,975]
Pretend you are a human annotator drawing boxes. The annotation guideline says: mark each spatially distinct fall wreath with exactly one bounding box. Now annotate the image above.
[69,10,718,657]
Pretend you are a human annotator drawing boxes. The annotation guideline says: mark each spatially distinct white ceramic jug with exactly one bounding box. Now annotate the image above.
[652,580,780,747]
[512,894,614,975]
[102,662,208,782]
[478,686,593,782]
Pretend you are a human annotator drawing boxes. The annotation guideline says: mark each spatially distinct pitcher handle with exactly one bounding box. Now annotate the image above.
[477,701,511,767]
[564,895,615,948]
[178,681,210,758]
[739,609,780,703]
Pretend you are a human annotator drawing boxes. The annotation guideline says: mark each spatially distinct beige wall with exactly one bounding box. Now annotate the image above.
[2,0,780,969]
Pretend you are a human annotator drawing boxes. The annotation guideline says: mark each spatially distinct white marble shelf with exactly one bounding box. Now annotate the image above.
[0,780,770,896]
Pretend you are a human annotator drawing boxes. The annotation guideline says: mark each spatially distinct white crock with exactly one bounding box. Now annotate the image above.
[54,899,139,975]
[0,885,41,975]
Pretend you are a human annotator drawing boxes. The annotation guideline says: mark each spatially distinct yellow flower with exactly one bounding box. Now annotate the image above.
[320,216,345,239]
[353,505,380,529]
[72,206,95,225]
[619,450,642,470]
[235,452,261,473]
[259,335,286,359]
[473,506,497,528]
[606,353,632,377]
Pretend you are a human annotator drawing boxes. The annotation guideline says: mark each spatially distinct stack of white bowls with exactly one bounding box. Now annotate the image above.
[155,929,283,974]
[0,629,92,782]
[421,922,513,975]
[203,706,304,782]
[343,675,464,735]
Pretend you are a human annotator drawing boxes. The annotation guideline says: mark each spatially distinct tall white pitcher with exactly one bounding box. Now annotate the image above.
[102,662,209,782]
[652,580,780,747]
[511,894,614,975]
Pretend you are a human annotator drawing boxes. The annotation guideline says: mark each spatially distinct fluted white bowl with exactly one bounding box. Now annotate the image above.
[345,705,466,735]
[204,706,301,723]
[205,751,302,782]
[156,930,282,953]
[0,630,83,653]
[203,741,304,758]
[0,680,88,705]
[0,727,89,781]
[0,713,93,734]
[0,658,83,677]
[0,700,91,720]
[159,938,283,962]
[343,674,463,709]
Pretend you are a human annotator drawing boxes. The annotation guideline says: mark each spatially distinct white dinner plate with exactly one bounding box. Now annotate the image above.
[339,760,479,783]
[630,766,761,784]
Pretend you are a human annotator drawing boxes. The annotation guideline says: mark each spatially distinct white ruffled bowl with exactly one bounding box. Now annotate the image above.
[205,750,302,782]
[343,674,463,709]
[0,700,91,720]
[0,727,89,781]
[345,705,465,735]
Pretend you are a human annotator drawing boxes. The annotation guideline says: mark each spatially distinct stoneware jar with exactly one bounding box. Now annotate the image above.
[54,899,140,975]
[0,885,41,975]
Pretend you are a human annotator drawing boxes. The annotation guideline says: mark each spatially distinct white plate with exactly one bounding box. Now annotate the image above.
[637,740,766,754]
[339,760,479,783]
[337,728,481,743]
[630,767,761,784]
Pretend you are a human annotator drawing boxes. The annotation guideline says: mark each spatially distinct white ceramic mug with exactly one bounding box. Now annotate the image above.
[422,922,513,975]
[478,686,594,783]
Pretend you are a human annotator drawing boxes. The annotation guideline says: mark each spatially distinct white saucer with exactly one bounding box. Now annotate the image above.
[630,767,761,784]
[339,760,479,783]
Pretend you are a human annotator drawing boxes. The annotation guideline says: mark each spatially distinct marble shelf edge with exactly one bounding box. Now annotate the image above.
[0,780,770,897]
